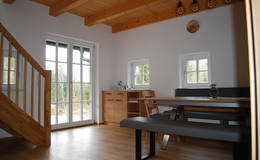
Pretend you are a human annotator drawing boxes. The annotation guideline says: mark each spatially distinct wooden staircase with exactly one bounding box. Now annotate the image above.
[0,23,51,146]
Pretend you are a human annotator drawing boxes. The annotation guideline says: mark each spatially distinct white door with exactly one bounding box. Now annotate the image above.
[45,39,94,130]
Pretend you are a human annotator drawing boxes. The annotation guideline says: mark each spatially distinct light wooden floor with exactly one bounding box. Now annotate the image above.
[0,125,233,160]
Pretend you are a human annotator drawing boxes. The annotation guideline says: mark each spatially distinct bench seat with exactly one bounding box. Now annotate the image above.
[120,117,250,160]
[120,116,249,142]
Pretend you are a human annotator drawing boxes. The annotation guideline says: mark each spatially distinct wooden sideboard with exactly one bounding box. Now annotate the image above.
[102,90,154,124]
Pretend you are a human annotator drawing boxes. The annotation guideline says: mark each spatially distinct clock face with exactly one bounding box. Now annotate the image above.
[187,20,199,33]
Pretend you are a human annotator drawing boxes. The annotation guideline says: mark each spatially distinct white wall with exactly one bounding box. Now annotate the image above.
[112,2,249,97]
[0,0,115,137]
[0,1,250,138]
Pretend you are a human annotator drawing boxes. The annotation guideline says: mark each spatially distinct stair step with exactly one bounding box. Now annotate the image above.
[0,121,20,137]
[0,93,47,146]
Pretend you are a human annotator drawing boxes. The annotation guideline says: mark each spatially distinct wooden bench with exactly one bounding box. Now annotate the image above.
[120,117,250,160]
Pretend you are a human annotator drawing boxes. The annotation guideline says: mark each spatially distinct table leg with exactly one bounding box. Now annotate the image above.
[136,130,142,160]
[136,130,156,160]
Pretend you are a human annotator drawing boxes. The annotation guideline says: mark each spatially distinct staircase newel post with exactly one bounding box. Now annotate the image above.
[44,70,52,147]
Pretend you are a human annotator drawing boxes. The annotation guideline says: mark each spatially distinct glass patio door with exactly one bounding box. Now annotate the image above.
[45,39,93,129]
[71,46,92,122]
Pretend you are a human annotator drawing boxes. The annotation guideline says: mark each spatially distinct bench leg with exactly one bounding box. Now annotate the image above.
[232,143,250,160]
[160,134,170,150]
[136,130,155,160]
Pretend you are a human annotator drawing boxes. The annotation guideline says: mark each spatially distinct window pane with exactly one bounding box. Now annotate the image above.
[83,49,90,65]
[143,75,149,85]
[46,61,56,82]
[2,71,15,84]
[58,63,67,82]
[10,57,16,70]
[199,71,208,83]
[72,84,81,102]
[51,83,56,103]
[83,65,90,83]
[187,60,197,71]
[57,83,68,103]
[135,65,142,74]
[3,71,8,84]
[46,44,56,61]
[135,75,143,85]
[10,71,15,84]
[83,84,90,101]
[58,44,68,62]
[72,103,81,122]
[58,103,68,124]
[73,47,81,64]
[72,64,80,82]
[83,101,90,120]
[187,72,197,83]
[199,59,208,71]
[3,57,8,70]
[51,104,56,125]
[143,65,149,74]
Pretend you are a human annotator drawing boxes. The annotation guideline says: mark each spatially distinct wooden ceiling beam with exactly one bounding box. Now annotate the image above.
[85,0,161,26]
[2,0,15,4]
[112,0,240,33]
[49,0,89,17]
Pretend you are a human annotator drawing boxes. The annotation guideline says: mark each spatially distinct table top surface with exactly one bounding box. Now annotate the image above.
[138,97,250,103]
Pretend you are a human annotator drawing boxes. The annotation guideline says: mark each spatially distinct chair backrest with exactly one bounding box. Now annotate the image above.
[141,90,159,117]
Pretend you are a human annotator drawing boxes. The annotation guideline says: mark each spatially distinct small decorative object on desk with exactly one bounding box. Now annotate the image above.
[118,81,127,90]
[176,1,185,16]
[209,83,219,98]
[191,0,199,13]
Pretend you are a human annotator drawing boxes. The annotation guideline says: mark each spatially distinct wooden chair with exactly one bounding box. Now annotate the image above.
[141,90,176,150]
[141,90,159,117]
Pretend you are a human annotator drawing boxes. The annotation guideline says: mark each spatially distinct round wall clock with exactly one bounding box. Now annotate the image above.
[187,20,200,33]
[208,0,216,9]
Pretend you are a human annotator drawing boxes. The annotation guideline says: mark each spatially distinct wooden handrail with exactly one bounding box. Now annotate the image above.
[0,23,52,147]
[44,70,51,146]
[0,23,47,77]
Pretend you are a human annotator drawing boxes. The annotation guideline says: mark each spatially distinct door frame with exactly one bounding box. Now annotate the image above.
[44,33,98,130]
[245,0,260,159]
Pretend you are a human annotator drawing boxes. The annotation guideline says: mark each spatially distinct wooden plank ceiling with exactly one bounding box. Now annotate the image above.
[3,0,241,33]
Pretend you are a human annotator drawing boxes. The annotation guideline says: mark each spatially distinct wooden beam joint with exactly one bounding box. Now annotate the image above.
[49,0,88,17]
[85,0,161,26]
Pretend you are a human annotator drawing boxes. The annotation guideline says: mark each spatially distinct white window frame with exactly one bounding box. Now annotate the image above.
[179,52,211,88]
[44,33,97,130]
[128,59,150,89]
[2,49,24,89]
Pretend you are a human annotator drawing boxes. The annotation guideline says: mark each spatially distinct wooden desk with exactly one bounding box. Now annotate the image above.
[139,97,250,109]
[139,97,250,145]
